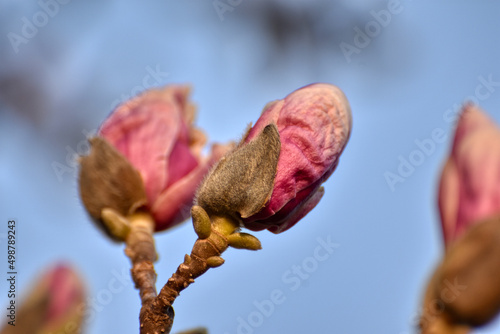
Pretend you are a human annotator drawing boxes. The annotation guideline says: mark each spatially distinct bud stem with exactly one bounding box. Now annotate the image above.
[125,212,158,304]
[123,209,261,334]
[149,209,261,333]
[124,212,174,334]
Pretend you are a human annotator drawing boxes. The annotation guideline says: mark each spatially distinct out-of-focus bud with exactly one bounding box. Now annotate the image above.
[79,86,230,237]
[421,105,500,331]
[439,104,500,246]
[196,83,352,233]
[419,268,471,334]
[0,263,86,334]
[420,215,500,331]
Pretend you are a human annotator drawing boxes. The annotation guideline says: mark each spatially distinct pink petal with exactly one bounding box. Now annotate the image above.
[440,104,500,245]
[100,86,191,204]
[166,128,199,188]
[245,187,325,234]
[152,143,232,231]
[46,264,85,323]
[247,83,351,220]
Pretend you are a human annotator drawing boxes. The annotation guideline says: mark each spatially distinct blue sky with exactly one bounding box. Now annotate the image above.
[1,1,500,333]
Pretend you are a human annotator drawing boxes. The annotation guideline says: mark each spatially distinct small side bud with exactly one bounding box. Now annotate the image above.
[101,208,131,241]
[206,256,225,268]
[191,205,211,239]
[227,232,262,250]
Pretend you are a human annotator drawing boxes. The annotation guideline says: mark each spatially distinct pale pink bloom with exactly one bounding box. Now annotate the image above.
[439,104,500,246]
[0,263,86,334]
[100,85,228,231]
[44,264,85,327]
[242,83,352,233]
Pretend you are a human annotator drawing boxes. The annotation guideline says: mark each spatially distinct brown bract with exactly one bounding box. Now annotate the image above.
[79,137,148,240]
[195,124,281,221]
[421,215,500,331]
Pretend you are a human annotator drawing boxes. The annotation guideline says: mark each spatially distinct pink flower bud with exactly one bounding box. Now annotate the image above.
[45,264,86,328]
[438,104,500,246]
[1,263,86,334]
[93,85,229,232]
[242,83,352,233]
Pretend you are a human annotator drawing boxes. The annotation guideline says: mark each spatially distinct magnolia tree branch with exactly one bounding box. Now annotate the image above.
[118,208,257,334]
[134,206,261,334]
[156,214,236,307]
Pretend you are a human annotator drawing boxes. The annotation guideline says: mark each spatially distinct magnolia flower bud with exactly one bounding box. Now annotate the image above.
[79,85,230,238]
[438,104,500,246]
[420,105,500,331]
[244,83,351,233]
[196,83,352,233]
[1,264,85,334]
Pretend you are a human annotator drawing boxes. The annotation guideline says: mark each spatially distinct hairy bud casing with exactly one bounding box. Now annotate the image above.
[196,124,281,220]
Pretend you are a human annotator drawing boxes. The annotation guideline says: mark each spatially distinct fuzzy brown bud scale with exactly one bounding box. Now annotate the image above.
[420,214,500,332]
[79,137,148,240]
[195,124,281,221]
[438,215,500,326]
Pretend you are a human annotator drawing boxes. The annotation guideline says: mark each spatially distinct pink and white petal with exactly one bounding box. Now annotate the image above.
[246,83,351,219]
[441,104,500,246]
[99,89,185,203]
[151,164,207,231]
[46,264,85,323]
[455,126,500,234]
[152,143,232,231]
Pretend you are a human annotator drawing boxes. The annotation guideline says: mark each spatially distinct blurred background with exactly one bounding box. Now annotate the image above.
[1,0,500,333]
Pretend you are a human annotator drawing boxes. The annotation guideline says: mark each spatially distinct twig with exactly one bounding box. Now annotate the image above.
[145,206,260,333]
[156,214,236,308]
[124,212,174,333]
[123,207,260,333]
